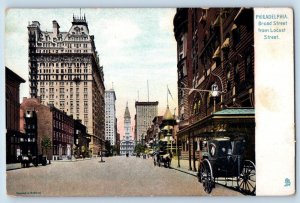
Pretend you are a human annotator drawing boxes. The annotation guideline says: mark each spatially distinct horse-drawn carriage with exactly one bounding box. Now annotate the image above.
[198,137,256,195]
[18,154,47,168]
[153,150,172,168]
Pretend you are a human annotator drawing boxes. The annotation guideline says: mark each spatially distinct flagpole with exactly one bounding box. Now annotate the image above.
[147,80,149,102]
[167,85,169,107]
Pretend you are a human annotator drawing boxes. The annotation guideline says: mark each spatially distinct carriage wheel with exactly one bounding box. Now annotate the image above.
[198,163,205,183]
[238,160,256,195]
[202,163,213,194]
[166,160,170,168]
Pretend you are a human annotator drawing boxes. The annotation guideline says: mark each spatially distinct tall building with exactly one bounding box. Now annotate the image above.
[6,67,25,164]
[27,15,105,155]
[135,101,158,144]
[120,103,134,156]
[105,89,117,146]
[173,8,255,170]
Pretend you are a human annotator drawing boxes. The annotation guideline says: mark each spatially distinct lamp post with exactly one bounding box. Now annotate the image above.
[175,118,181,168]
[211,83,219,113]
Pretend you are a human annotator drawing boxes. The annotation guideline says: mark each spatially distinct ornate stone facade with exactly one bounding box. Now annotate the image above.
[27,16,105,155]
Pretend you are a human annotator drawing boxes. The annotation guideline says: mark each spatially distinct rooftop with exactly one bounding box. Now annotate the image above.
[212,108,255,116]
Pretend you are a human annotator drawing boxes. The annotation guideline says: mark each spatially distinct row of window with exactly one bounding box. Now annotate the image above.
[41,94,89,100]
[37,74,90,81]
[41,87,89,93]
[40,81,88,86]
[39,68,89,74]
[38,62,90,68]
[31,49,89,54]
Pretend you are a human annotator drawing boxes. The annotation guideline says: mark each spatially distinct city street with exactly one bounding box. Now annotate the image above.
[7,156,242,196]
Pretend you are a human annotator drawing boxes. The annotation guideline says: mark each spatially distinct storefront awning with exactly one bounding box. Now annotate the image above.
[212,108,254,116]
[221,38,230,50]
[177,108,255,137]
[212,15,220,27]
[231,24,238,31]
[212,46,220,60]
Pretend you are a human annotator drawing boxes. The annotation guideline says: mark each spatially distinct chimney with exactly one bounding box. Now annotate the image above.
[52,20,60,37]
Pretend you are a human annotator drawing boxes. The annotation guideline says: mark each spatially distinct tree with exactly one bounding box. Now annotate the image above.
[105,140,112,156]
[41,136,52,159]
[134,143,146,154]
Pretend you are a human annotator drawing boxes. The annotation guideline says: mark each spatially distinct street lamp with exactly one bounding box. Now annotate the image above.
[211,83,219,112]
[176,118,181,168]
[100,139,105,163]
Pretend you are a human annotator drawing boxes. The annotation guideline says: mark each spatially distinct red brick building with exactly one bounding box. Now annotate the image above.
[20,97,75,160]
[173,8,255,171]
[145,116,163,147]
[6,67,25,163]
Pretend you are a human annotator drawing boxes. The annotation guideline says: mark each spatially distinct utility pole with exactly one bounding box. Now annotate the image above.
[147,80,149,102]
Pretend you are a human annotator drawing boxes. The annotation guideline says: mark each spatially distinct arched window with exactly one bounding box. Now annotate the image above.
[197,100,201,113]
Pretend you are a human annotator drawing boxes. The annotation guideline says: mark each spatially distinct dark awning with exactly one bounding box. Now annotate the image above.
[177,108,255,137]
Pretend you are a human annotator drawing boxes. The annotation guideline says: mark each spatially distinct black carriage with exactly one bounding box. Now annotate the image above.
[18,155,32,168]
[153,150,172,168]
[17,154,47,167]
[198,137,255,195]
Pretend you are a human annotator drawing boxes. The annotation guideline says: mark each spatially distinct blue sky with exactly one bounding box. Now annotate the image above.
[5,8,178,137]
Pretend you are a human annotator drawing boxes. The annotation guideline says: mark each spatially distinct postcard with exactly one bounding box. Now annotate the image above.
[4,7,295,196]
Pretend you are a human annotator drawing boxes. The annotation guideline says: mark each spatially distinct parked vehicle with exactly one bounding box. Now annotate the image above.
[32,154,47,166]
[18,155,32,168]
[18,154,47,167]
[197,137,256,195]
[153,150,172,168]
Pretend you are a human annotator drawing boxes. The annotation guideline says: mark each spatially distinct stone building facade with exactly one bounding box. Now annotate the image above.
[135,101,158,144]
[105,89,117,146]
[120,103,134,156]
[27,15,105,155]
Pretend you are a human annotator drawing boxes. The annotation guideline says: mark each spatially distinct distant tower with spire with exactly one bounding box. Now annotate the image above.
[120,102,135,156]
[124,102,132,141]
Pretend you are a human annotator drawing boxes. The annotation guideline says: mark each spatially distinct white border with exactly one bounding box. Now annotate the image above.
[255,8,295,195]
[1,0,299,202]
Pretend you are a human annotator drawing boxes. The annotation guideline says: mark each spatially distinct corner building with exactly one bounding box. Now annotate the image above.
[27,16,105,155]
[174,8,255,170]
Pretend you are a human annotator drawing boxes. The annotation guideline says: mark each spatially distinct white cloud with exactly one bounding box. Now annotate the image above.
[5,8,178,139]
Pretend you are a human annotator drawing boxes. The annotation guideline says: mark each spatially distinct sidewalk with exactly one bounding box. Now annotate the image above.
[170,157,240,189]
[170,157,198,177]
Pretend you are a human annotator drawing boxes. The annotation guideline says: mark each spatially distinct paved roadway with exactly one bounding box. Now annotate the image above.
[7,156,242,196]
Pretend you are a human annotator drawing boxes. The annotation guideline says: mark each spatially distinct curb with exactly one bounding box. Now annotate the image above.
[170,165,198,177]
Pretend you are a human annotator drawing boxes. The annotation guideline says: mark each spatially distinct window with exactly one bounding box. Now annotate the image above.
[245,53,253,82]
[60,101,65,106]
